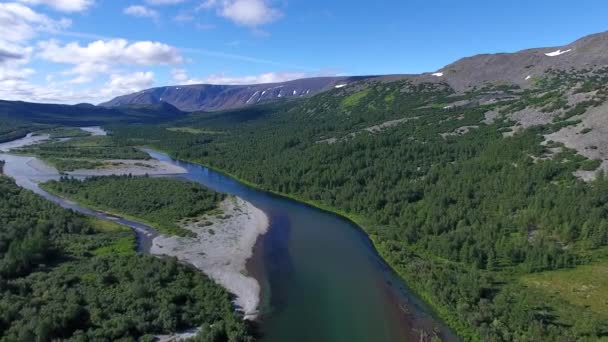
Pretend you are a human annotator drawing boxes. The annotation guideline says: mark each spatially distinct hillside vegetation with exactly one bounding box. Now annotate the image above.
[107,71,608,341]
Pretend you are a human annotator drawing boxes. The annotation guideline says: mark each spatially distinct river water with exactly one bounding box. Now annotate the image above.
[0,131,457,342]
[150,151,458,342]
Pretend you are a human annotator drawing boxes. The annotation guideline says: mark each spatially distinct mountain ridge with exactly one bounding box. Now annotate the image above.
[101,31,608,112]
[100,76,376,112]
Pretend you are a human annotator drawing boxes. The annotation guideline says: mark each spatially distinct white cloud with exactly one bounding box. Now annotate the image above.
[0,2,71,42]
[172,69,310,85]
[38,39,183,66]
[124,5,158,19]
[62,62,109,84]
[0,3,162,104]
[199,0,282,27]
[0,3,69,102]
[103,71,155,95]
[0,70,156,104]
[17,0,94,12]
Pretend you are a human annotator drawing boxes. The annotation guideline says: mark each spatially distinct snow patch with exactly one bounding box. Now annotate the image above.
[292,90,297,95]
[545,49,572,57]
[261,90,267,96]
[246,91,259,104]
[335,84,347,88]
[432,72,444,77]
[525,75,532,80]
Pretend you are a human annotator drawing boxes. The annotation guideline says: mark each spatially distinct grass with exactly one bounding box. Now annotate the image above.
[167,127,224,135]
[521,260,608,318]
[85,217,137,257]
[90,218,136,256]
[88,217,128,232]
[44,127,91,139]
[93,235,136,256]
[384,93,396,104]
[341,89,370,108]
[44,157,105,172]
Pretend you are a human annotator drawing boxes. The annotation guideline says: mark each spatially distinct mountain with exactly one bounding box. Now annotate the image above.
[427,31,608,91]
[0,99,185,126]
[100,76,375,112]
[102,31,608,112]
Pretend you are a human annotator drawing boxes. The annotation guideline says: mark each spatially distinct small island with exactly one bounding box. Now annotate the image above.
[42,174,269,320]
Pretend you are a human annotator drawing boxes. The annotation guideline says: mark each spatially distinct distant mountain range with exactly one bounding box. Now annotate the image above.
[3,31,608,120]
[99,76,374,112]
[0,100,185,126]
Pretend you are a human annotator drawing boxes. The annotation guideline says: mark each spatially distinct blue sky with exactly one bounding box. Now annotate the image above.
[1,0,607,104]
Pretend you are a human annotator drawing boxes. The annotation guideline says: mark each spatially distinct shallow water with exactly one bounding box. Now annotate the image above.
[0,133,50,152]
[148,150,458,342]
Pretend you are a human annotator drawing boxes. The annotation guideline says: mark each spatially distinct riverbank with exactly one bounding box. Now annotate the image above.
[66,159,187,177]
[148,151,467,339]
[150,196,269,320]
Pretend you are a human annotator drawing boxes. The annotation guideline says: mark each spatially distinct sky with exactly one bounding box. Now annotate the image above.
[1,0,607,104]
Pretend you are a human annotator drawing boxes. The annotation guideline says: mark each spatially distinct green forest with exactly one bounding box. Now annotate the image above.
[105,73,608,340]
[0,176,253,341]
[42,175,225,237]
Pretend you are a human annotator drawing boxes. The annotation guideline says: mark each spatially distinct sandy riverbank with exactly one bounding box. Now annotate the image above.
[66,159,187,176]
[150,197,269,320]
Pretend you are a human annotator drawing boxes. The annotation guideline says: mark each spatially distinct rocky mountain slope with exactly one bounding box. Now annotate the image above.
[428,31,608,91]
[100,76,374,112]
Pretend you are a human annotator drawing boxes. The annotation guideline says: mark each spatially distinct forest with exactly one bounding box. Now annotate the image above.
[0,175,253,341]
[106,73,608,340]
[42,175,225,237]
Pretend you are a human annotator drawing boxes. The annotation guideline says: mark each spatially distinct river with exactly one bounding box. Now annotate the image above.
[0,131,457,342]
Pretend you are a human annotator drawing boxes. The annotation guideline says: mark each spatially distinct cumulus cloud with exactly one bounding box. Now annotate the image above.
[0,3,67,102]
[0,2,71,42]
[172,69,310,85]
[0,70,156,104]
[199,0,282,27]
[0,3,163,104]
[38,39,183,65]
[17,0,94,12]
[35,39,181,87]
[104,71,155,95]
[124,5,158,19]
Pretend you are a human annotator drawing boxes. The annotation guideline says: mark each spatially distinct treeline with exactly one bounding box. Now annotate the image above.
[107,73,608,340]
[42,175,225,237]
[0,119,42,143]
[0,175,253,341]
